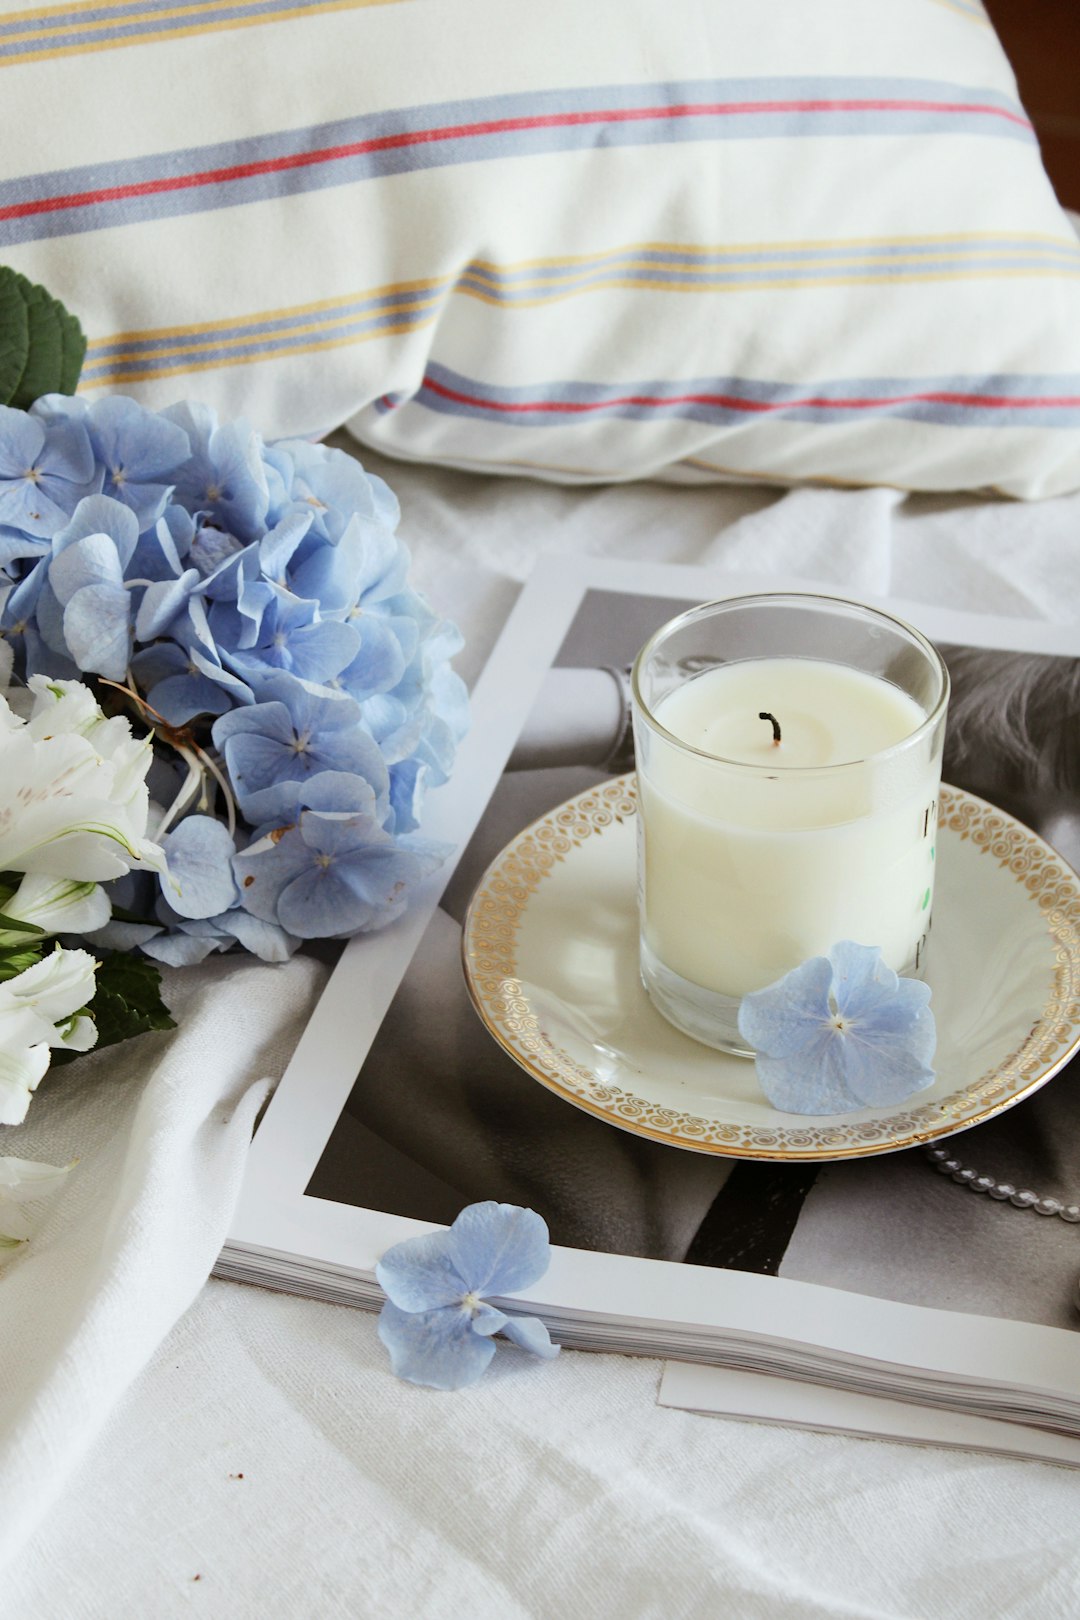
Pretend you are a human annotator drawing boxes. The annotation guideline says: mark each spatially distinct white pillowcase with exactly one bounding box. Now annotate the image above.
[2,0,1079,496]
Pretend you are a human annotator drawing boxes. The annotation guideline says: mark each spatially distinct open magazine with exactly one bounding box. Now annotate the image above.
[218,557,1080,1463]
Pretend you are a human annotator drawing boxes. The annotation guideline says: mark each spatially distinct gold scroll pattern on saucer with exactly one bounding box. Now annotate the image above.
[462,779,1080,1160]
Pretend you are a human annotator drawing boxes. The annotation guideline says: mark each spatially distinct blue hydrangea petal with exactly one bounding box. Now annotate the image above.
[87,396,189,528]
[336,614,408,699]
[834,999,937,1109]
[291,768,375,817]
[85,918,164,952]
[0,412,71,535]
[48,532,125,605]
[188,645,254,707]
[190,526,246,589]
[33,575,70,656]
[258,511,312,583]
[222,728,388,820]
[375,1228,467,1312]
[0,474,73,538]
[160,815,239,919]
[214,698,295,756]
[274,862,381,938]
[738,955,835,1061]
[52,494,140,570]
[164,410,269,543]
[469,1304,510,1337]
[134,569,201,641]
[37,416,96,484]
[829,940,899,1016]
[141,930,225,967]
[272,675,365,736]
[431,663,470,744]
[753,1030,862,1115]
[377,1300,497,1391]
[295,801,383,859]
[278,618,362,684]
[446,1202,552,1298]
[388,759,427,834]
[740,941,938,1115]
[62,583,132,679]
[233,829,316,925]
[132,652,233,727]
[499,1314,561,1360]
[208,908,298,962]
[0,527,48,570]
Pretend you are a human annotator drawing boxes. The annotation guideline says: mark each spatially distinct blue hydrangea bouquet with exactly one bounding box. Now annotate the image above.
[0,391,468,967]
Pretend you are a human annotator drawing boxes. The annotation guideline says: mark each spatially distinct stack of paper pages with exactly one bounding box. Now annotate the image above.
[217,556,1080,1467]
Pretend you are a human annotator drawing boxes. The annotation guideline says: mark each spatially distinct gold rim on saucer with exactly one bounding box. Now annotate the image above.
[461,778,1080,1161]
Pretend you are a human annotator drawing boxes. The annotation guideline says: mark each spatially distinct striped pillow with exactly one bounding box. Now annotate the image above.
[3,0,1079,497]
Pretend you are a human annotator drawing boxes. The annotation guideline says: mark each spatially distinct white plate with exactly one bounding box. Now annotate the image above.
[462,779,1080,1161]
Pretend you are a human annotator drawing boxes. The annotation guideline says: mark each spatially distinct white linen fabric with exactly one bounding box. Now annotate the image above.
[3,0,1080,495]
[4,449,1080,1616]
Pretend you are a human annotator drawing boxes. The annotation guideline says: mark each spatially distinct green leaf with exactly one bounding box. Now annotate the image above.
[51,953,176,1066]
[0,267,30,406]
[0,265,86,408]
[0,909,46,937]
[0,942,43,981]
[57,303,87,396]
[12,281,64,412]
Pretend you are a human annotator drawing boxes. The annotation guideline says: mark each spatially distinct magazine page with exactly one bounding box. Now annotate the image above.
[225,557,1080,1414]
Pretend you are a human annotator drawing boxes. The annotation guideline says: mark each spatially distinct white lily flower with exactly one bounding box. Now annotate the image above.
[0,946,98,1125]
[0,1154,73,1246]
[0,873,110,945]
[0,680,167,882]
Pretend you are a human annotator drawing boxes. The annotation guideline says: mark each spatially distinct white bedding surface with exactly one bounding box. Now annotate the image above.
[5,451,1080,1619]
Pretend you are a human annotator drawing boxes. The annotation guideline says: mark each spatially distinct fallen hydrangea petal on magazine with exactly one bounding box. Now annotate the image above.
[376,1202,560,1390]
[737,940,937,1115]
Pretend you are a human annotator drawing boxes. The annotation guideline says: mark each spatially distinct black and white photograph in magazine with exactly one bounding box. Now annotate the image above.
[306,585,1080,1335]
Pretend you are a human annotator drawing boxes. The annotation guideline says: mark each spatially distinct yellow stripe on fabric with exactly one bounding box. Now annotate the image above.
[80,312,439,388]
[0,0,401,64]
[91,299,441,367]
[86,276,449,351]
[86,253,1080,368]
[82,248,1080,388]
[3,0,296,44]
[454,267,1080,309]
[465,232,1080,274]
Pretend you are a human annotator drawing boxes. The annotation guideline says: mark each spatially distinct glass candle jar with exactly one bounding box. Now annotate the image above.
[631,593,950,1055]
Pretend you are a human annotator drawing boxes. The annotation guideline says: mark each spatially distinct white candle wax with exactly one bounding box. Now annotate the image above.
[639,658,938,998]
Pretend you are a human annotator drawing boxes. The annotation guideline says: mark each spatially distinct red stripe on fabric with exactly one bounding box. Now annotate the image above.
[421,376,1080,415]
[0,98,1034,224]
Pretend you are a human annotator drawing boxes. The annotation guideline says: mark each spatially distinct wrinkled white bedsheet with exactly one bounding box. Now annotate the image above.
[5,448,1080,1619]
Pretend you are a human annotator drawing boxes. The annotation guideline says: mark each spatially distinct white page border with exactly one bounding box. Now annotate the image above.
[225,556,1080,1413]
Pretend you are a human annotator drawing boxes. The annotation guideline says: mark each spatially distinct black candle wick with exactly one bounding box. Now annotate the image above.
[758,711,782,745]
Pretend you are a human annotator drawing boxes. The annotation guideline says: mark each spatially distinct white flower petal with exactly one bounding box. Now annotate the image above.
[0,873,109,940]
[0,1043,51,1125]
[0,1154,73,1201]
[4,946,98,1030]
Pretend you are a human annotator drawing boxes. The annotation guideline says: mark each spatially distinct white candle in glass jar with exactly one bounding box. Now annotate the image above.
[639,657,939,998]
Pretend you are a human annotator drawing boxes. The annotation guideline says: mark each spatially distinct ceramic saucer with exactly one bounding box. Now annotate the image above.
[461,777,1080,1161]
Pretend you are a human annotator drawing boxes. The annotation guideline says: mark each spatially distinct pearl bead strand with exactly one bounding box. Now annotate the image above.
[923,1145,1080,1223]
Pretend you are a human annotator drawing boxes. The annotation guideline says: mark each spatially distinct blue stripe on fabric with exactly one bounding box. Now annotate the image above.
[0,77,1034,249]
[80,301,435,377]
[85,285,440,361]
[409,362,1080,430]
[0,0,268,35]
[0,0,338,56]
[456,257,1080,300]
